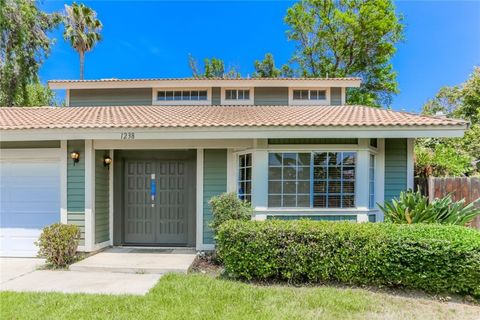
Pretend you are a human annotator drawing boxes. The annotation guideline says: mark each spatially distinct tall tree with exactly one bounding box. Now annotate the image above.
[253,53,282,78]
[63,3,102,80]
[189,55,240,79]
[0,0,60,107]
[416,67,480,176]
[284,0,404,107]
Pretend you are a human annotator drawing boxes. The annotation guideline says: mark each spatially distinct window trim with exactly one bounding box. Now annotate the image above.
[237,152,253,202]
[288,87,331,106]
[152,87,212,105]
[220,87,254,105]
[267,151,357,209]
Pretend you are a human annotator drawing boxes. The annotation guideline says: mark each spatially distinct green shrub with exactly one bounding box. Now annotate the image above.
[35,223,80,268]
[217,220,480,297]
[209,192,253,235]
[379,190,480,225]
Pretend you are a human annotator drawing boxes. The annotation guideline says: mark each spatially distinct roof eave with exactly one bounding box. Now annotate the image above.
[0,124,467,141]
[48,78,362,90]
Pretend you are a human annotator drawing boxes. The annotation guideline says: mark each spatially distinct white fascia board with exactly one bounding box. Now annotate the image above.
[0,125,467,141]
[48,79,361,90]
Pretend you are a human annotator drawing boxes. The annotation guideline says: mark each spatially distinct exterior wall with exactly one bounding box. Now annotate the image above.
[267,215,356,221]
[254,87,289,105]
[384,138,407,202]
[331,87,342,105]
[202,149,227,245]
[212,87,221,105]
[0,141,60,149]
[94,150,110,244]
[67,140,86,245]
[268,138,358,145]
[69,88,152,106]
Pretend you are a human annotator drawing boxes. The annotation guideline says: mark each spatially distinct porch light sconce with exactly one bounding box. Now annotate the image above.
[103,156,112,168]
[70,151,80,166]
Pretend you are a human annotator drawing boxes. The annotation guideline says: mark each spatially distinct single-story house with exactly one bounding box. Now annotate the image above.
[0,77,467,256]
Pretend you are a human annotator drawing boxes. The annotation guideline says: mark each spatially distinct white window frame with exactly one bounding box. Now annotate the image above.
[152,87,211,105]
[236,152,253,202]
[369,153,375,209]
[220,87,254,105]
[267,151,357,209]
[288,87,331,106]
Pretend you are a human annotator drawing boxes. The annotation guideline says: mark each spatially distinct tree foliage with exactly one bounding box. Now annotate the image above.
[0,0,60,107]
[416,67,480,177]
[189,55,240,78]
[284,0,404,107]
[63,3,102,80]
[252,53,293,78]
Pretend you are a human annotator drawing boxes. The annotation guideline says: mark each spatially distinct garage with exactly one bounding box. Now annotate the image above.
[0,156,61,257]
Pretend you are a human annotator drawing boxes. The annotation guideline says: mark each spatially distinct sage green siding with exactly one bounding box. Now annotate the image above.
[254,87,288,105]
[0,141,60,149]
[331,87,342,105]
[67,140,85,245]
[212,87,221,105]
[384,138,407,202]
[70,88,152,106]
[268,138,358,145]
[267,215,356,221]
[95,150,110,244]
[203,149,227,245]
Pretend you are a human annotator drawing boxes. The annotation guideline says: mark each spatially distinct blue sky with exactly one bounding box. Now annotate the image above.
[39,1,480,112]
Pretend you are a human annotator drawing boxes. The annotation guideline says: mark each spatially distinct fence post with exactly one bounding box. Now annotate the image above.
[427,176,435,202]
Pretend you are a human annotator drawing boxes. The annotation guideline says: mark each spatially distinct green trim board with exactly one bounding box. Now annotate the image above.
[268,138,358,145]
[0,141,60,149]
[384,138,407,202]
[203,149,227,245]
[67,140,86,245]
[267,215,356,221]
[95,150,110,244]
[331,87,342,105]
[70,88,152,106]
[254,87,289,105]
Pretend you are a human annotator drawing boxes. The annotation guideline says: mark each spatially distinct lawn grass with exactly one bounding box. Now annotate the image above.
[1,273,478,320]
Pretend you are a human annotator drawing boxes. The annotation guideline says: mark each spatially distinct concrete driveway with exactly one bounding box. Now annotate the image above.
[1,258,44,284]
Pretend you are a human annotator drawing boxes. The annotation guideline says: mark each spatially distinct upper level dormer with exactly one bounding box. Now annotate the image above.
[48,78,361,107]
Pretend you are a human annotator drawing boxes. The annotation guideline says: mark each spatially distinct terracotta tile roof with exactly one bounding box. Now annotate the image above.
[48,77,361,83]
[0,105,467,131]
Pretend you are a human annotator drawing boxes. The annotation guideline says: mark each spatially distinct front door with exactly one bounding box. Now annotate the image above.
[123,159,194,246]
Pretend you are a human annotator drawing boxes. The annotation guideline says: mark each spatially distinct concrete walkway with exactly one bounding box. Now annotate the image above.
[1,248,196,295]
[1,258,44,284]
[1,270,161,295]
[69,247,196,274]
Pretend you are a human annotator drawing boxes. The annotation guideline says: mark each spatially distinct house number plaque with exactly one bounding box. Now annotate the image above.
[120,132,135,140]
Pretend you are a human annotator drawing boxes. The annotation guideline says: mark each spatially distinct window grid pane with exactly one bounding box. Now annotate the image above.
[369,154,375,209]
[238,153,252,202]
[157,90,208,101]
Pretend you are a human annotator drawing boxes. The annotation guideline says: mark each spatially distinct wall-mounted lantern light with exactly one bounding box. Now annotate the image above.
[103,156,112,168]
[70,151,80,166]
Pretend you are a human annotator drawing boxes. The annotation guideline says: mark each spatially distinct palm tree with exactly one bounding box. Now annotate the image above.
[63,3,102,80]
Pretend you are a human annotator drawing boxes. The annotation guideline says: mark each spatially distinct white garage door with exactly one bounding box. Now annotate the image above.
[0,160,60,257]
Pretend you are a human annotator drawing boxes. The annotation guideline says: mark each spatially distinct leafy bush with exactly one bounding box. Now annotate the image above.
[379,190,480,225]
[217,220,480,297]
[209,192,253,235]
[35,223,80,268]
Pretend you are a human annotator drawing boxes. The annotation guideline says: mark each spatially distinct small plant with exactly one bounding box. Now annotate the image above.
[35,223,80,268]
[378,190,480,225]
[209,192,253,235]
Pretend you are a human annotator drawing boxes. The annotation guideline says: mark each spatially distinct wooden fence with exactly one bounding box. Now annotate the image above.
[415,177,480,229]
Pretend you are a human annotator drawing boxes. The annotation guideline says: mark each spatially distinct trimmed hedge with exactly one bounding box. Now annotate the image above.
[217,220,480,297]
